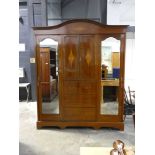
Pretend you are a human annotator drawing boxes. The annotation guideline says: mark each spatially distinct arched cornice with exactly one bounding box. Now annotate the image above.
[33,19,128,35]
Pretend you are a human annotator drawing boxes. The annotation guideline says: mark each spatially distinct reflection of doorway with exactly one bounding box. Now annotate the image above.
[39,44,59,114]
[40,47,57,101]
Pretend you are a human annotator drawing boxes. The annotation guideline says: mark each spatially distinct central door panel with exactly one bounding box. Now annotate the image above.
[79,36,96,80]
[64,36,79,80]
[62,35,97,121]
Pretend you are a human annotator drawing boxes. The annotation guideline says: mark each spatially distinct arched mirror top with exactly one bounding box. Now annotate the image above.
[39,38,58,49]
[101,37,121,53]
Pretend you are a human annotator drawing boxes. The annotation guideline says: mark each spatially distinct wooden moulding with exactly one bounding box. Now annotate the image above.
[37,121,124,131]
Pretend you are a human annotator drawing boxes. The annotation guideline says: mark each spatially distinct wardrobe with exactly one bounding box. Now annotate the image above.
[33,19,128,130]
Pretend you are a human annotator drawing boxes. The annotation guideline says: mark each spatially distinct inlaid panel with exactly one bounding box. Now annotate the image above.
[79,36,96,80]
[64,36,79,80]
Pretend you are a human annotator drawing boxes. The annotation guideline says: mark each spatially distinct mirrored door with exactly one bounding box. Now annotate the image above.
[39,38,59,114]
[100,37,120,115]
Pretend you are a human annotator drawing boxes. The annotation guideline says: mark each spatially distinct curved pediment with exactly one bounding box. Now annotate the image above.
[33,19,128,35]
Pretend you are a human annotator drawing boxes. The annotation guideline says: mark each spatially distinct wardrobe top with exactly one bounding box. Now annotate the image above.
[33,19,128,35]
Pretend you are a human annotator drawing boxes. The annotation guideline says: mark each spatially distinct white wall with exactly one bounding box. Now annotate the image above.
[107,0,135,26]
[125,37,135,90]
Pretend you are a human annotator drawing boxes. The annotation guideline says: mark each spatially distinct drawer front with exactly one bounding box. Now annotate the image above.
[62,108,96,121]
[63,81,79,94]
[63,94,96,107]
[79,81,97,94]
[63,94,79,106]
[63,81,97,94]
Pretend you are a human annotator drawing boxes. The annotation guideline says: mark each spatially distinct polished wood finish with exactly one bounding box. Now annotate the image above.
[33,19,128,130]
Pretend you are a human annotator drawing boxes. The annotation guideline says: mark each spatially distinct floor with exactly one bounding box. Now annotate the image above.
[101,101,118,115]
[19,101,135,155]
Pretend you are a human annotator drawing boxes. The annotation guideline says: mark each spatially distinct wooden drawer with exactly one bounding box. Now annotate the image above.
[63,95,79,106]
[63,94,96,107]
[62,108,96,121]
[63,81,97,94]
[63,81,78,94]
[79,94,96,107]
[79,81,97,94]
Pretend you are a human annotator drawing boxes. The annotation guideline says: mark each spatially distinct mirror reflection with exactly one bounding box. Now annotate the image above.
[100,37,120,115]
[39,38,59,114]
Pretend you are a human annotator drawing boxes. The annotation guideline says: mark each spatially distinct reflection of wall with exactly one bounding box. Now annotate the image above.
[101,46,112,73]
[101,37,120,51]
[101,38,120,74]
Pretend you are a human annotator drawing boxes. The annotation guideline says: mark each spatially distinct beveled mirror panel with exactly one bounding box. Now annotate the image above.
[100,37,120,115]
[39,38,59,114]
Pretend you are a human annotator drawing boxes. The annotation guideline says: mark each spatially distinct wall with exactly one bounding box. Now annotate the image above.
[28,0,47,100]
[62,0,101,20]
[125,33,135,90]
[19,2,31,84]
[19,0,135,100]
[47,0,62,25]
[19,0,47,100]
[47,0,107,25]
[107,0,135,26]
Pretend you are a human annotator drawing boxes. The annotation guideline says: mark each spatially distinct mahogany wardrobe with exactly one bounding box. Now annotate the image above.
[33,19,128,130]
